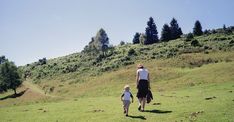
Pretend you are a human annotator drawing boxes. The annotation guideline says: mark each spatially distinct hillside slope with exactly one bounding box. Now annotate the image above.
[1,64,233,121]
[19,32,234,98]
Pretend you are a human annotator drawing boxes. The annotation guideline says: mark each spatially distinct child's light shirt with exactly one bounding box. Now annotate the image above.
[122,91,133,101]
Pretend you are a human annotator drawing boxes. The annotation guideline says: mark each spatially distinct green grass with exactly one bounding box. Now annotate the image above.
[0,81,233,122]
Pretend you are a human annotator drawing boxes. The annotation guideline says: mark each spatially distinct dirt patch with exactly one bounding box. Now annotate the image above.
[189,110,204,121]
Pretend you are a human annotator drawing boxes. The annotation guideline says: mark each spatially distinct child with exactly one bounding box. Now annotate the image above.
[121,85,134,116]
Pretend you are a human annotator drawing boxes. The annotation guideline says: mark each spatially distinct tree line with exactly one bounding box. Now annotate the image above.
[133,17,204,44]
[84,17,204,53]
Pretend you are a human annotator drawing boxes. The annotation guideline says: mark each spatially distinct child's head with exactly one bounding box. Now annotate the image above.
[124,85,130,91]
[137,64,144,69]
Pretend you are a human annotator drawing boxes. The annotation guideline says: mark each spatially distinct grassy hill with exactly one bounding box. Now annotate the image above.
[1,31,234,121]
[19,32,234,96]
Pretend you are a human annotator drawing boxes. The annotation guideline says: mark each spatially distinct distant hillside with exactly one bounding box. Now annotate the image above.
[20,29,234,83]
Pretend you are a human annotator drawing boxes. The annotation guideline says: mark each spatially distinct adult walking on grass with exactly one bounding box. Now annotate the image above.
[136,64,150,112]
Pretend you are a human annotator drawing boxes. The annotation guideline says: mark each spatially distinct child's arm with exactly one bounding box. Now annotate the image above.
[130,93,134,103]
[120,93,124,101]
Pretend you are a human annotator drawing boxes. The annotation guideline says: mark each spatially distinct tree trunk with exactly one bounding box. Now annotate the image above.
[14,88,17,95]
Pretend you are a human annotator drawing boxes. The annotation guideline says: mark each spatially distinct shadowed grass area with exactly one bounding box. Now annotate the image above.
[0,88,28,100]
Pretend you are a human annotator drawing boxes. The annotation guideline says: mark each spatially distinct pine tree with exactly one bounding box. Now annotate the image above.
[161,24,171,42]
[94,28,109,51]
[83,28,109,56]
[193,20,203,36]
[93,28,109,56]
[223,24,226,30]
[170,18,183,39]
[132,32,140,44]
[145,17,159,45]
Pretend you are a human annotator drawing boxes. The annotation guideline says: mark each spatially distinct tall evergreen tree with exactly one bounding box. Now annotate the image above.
[132,32,140,44]
[170,18,183,39]
[94,28,109,51]
[83,28,109,55]
[223,24,226,30]
[145,17,159,44]
[0,61,22,95]
[161,24,171,42]
[193,20,203,36]
[91,28,109,56]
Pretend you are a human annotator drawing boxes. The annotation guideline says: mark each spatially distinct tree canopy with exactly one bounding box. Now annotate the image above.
[193,20,203,36]
[132,32,140,44]
[145,17,159,44]
[170,18,183,39]
[161,24,172,42]
[0,60,22,94]
[83,28,110,55]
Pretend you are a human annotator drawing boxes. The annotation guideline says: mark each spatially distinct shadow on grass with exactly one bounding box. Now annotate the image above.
[144,109,172,114]
[127,115,146,120]
[0,88,28,100]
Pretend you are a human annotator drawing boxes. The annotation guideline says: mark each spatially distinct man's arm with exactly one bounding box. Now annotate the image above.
[130,93,134,103]
[136,71,139,88]
[148,73,150,89]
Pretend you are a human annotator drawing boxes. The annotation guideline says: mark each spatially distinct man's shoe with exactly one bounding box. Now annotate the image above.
[138,105,141,111]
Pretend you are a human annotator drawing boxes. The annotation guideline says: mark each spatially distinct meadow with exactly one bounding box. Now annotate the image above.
[0,80,233,122]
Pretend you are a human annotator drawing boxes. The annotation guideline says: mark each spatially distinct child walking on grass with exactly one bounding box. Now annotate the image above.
[121,85,134,116]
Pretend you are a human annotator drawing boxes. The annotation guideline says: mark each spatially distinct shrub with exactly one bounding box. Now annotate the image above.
[220,37,227,41]
[185,33,193,41]
[119,41,125,46]
[120,56,130,62]
[123,61,134,66]
[229,40,234,44]
[38,58,47,65]
[204,45,211,50]
[191,39,200,47]
[229,40,234,46]
[203,30,210,35]
[128,48,136,56]
[211,29,217,34]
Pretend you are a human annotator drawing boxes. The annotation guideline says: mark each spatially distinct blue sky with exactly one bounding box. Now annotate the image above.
[1,0,234,66]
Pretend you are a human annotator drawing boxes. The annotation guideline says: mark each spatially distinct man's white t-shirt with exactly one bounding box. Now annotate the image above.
[137,68,149,80]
